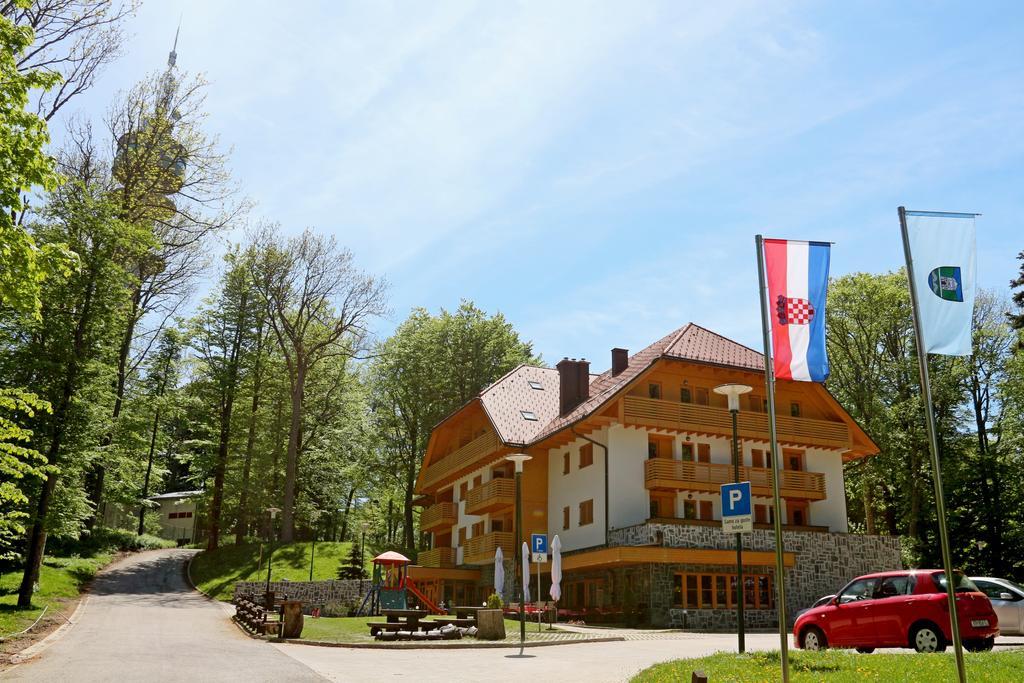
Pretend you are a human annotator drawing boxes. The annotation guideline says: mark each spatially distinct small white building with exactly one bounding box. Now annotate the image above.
[149,490,202,543]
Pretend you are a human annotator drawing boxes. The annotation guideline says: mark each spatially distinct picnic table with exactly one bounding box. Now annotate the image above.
[367,608,430,636]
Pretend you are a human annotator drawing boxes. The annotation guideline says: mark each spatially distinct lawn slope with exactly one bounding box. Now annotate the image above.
[190,541,369,602]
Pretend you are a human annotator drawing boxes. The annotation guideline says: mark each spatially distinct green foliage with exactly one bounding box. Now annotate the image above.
[0,389,51,559]
[337,541,368,580]
[0,8,72,318]
[486,592,503,609]
[631,649,1024,682]
[46,526,174,558]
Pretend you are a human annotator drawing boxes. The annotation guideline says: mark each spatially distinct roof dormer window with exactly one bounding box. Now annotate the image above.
[520,410,538,421]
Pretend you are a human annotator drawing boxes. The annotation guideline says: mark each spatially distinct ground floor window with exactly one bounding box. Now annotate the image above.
[672,572,774,610]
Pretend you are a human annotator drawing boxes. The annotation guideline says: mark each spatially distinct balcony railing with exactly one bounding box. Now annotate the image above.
[462,531,514,566]
[644,458,826,500]
[420,502,457,533]
[421,431,502,489]
[464,478,515,516]
[418,547,456,568]
[623,395,850,449]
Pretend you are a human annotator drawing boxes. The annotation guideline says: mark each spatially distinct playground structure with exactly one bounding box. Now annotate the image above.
[357,551,443,616]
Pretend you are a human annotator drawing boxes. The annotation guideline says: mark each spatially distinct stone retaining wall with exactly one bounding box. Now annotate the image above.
[232,579,369,608]
[608,523,902,628]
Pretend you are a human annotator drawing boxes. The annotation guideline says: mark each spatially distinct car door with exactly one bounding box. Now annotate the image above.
[829,578,879,646]
[871,575,915,645]
[975,579,1024,635]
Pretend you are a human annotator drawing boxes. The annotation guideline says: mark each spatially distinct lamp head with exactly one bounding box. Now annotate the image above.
[505,453,532,473]
[265,506,281,519]
[713,383,753,412]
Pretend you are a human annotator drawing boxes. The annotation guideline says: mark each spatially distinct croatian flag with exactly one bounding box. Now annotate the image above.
[763,239,831,382]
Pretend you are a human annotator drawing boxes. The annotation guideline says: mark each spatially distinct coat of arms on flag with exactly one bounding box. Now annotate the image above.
[776,295,815,326]
[927,266,963,302]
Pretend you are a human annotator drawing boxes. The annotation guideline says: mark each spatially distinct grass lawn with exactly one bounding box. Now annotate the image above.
[1,553,113,642]
[299,616,585,645]
[632,649,1024,682]
[190,541,374,602]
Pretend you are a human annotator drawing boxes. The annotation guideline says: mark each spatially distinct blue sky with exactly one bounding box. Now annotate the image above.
[54,1,1024,369]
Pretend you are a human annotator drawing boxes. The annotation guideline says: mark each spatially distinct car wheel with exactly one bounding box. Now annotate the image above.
[802,626,827,651]
[855,647,875,654]
[911,623,946,653]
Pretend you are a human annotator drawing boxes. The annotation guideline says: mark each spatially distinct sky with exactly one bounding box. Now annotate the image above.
[52,0,1024,370]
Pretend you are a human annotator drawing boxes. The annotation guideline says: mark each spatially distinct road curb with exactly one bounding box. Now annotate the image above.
[278,634,627,650]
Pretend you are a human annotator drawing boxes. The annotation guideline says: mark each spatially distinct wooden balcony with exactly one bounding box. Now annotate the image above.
[418,547,456,568]
[462,531,514,566]
[421,431,502,489]
[644,458,826,500]
[420,502,457,533]
[464,478,515,516]
[623,395,851,449]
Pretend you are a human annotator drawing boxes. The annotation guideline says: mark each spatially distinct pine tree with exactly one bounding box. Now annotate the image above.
[337,542,368,580]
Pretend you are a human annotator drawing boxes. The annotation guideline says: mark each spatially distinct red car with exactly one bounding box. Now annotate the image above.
[794,570,998,653]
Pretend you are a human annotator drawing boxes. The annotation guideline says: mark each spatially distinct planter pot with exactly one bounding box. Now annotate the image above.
[476,609,506,640]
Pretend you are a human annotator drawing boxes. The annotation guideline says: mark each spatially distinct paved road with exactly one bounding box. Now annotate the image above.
[5,549,323,682]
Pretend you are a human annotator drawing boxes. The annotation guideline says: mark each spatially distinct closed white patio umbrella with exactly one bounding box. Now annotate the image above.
[494,546,505,600]
[521,541,531,603]
[549,534,562,602]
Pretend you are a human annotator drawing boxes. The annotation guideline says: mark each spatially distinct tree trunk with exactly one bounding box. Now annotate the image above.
[863,481,875,535]
[19,268,97,607]
[235,321,265,544]
[403,450,415,548]
[86,283,142,528]
[281,361,305,543]
[137,405,162,535]
[339,486,355,542]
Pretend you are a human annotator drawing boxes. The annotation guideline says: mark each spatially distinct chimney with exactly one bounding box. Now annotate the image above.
[611,348,629,376]
[557,357,590,415]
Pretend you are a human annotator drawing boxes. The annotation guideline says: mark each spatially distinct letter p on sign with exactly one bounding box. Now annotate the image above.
[729,488,743,511]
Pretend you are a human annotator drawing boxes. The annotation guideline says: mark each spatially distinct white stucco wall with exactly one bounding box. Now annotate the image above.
[607,424,649,531]
[547,429,607,552]
[806,448,848,532]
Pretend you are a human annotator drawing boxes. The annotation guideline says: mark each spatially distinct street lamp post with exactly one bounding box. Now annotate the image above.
[265,507,281,601]
[308,510,320,582]
[714,383,753,654]
[506,453,532,654]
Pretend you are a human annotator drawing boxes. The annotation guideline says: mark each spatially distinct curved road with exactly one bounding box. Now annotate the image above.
[5,549,323,682]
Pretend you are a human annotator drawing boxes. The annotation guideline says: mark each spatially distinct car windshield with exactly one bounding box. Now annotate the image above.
[932,571,979,593]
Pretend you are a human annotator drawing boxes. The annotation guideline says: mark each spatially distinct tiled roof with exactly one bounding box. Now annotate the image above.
[530,323,764,443]
[479,365,561,446]
[448,323,766,448]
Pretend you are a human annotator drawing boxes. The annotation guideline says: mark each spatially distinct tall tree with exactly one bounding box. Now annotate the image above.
[371,301,537,548]
[190,248,258,550]
[10,175,151,606]
[1010,249,1024,332]
[252,225,387,541]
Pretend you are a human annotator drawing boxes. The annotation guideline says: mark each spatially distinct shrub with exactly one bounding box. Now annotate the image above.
[47,527,176,557]
[486,592,503,609]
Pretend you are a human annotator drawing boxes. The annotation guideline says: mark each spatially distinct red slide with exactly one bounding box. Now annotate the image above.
[404,578,444,615]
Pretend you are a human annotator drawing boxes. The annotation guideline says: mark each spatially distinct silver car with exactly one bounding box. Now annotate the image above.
[970,577,1024,636]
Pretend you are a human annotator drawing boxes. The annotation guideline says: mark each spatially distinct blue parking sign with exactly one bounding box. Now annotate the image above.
[531,533,547,554]
[721,482,751,516]
[721,482,753,533]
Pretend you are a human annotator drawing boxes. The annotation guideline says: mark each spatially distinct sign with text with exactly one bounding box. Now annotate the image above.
[721,481,753,533]
[531,533,548,554]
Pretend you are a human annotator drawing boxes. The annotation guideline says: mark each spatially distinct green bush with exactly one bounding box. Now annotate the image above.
[486,592,503,609]
[47,527,175,557]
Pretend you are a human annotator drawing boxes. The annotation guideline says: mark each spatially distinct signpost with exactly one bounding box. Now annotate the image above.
[531,533,547,631]
[721,481,752,652]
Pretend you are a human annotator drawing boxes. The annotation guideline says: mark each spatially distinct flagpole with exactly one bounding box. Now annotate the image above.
[755,234,790,683]
[898,206,967,683]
